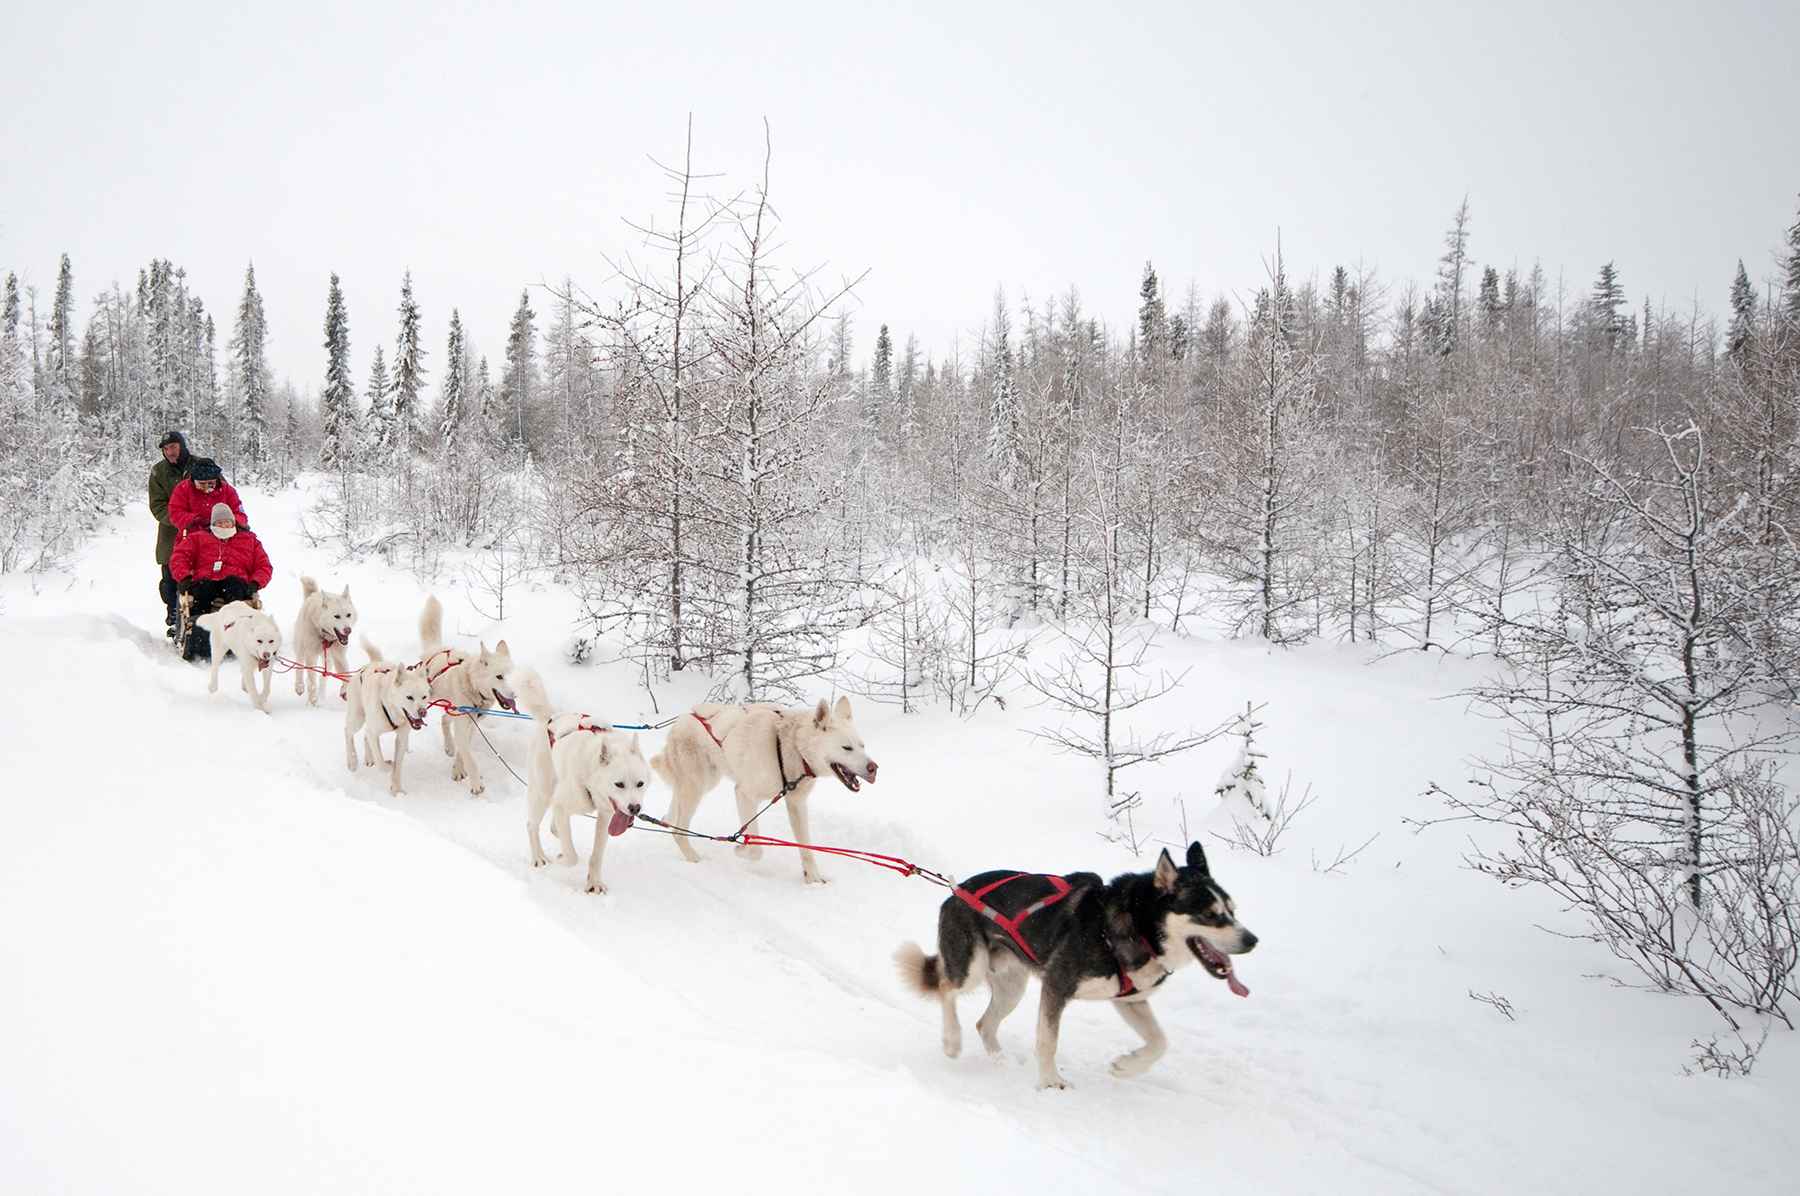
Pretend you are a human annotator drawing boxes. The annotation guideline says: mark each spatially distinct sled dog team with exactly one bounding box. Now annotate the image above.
[188,576,1259,1091]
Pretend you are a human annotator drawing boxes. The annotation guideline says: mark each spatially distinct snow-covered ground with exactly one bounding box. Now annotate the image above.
[2,480,1794,1195]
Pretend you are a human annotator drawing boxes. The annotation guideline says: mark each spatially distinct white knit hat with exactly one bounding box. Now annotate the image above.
[210,503,235,525]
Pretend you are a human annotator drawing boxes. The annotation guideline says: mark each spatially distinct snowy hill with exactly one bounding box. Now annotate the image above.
[1,482,1793,1195]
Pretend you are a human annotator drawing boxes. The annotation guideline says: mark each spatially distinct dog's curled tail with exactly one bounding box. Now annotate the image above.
[300,575,319,599]
[894,942,942,996]
[419,595,444,654]
[361,637,385,665]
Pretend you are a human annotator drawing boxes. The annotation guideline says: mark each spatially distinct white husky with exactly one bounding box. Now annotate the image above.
[417,595,519,797]
[194,600,282,714]
[343,641,435,796]
[292,576,358,705]
[649,698,878,884]
[526,699,652,894]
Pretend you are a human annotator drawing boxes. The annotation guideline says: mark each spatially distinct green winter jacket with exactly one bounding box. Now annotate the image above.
[149,456,190,566]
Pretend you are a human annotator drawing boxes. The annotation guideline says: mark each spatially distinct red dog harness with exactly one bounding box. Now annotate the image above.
[545,716,609,750]
[954,873,1162,999]
[422,648,464,686]
[691,711,817,784]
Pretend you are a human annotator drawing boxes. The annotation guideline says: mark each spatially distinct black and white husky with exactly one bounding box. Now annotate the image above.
[896,842,1256,1089]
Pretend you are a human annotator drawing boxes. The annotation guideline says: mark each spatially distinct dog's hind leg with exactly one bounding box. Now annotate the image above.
[1108,1000,1167,1079]
[666,783,704,863]
[731,783,766,862]
[937,927,986,1059]
[1034,987,1073,1090]
[344,710,360,772]
[526,781,551,867]
[977,951,1029,1058]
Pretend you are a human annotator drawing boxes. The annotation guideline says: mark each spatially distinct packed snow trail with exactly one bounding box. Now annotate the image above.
[1,483,1792,1194]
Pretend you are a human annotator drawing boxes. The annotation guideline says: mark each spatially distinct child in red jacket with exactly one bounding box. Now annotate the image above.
[171,503,275,660]
[167,458,249,538]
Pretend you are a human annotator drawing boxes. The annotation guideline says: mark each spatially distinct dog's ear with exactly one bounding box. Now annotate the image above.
[495,639,510,658]
[1186,840,1210,874]
[342,585,351,599]
[598,737,611,764]
[1154,848,1179,892]
[629,733,643,755]
[814,699,831,728]
[834,695,853,721]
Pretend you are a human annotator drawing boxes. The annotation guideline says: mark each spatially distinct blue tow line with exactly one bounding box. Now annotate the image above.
[452,705,662,731]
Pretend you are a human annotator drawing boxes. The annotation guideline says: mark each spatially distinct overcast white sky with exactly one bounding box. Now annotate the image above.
[3,0,1794,391]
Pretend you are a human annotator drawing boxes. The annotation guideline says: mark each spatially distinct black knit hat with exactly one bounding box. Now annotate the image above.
[158,430,187,450]
[189,458,223,483]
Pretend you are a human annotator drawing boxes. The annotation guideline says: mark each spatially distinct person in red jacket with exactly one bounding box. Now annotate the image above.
[171,503,275,661]
[167,458,249,538]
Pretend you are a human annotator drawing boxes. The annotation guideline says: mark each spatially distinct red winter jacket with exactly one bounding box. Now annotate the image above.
[170,527,274,589]
[168,478,248,535]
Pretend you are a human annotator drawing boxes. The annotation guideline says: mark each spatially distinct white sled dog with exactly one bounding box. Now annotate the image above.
[292,576,358,705]
[343,640,434,796]
[417,595,519,797]
[650,698,878,884]
[194,600,282,714]
[526,688,653,894]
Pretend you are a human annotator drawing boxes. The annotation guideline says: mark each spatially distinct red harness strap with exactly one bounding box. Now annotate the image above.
[691,711,725,748]
[422,648,464,686]
[693,710,818,784]
[953,873,1074,966]
[954,873,1158,998]
[545,717,609,750]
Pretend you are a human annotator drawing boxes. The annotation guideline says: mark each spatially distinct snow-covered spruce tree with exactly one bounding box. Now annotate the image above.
[391,270,427,463]
[45,253,75,413]
[1726,261,1757,362]
[319,273,355,472]
[229,263,272,470]
[437,308,466,453]
[364,343,393,466]
[501,288,537,455]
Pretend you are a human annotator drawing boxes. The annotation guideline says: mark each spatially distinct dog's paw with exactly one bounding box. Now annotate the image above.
[803,871,830,886]
[585,881,607,895]
[1037,1075,1072,1091]
[1110,1054,1151,1079]
[734,842,763,861]
[942,1033,962,1059]
[981,1036,1004,1059]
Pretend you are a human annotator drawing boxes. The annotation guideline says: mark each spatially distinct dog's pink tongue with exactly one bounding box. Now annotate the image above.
[1226,970,1250,999]
[608,809,632,837]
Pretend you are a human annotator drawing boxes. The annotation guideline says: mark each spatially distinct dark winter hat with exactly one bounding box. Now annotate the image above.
[158,430,188,449]
[210,502,236,525]
[189,458,223,483]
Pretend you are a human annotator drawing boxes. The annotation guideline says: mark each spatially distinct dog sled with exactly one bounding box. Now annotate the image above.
[175,589,263,661]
